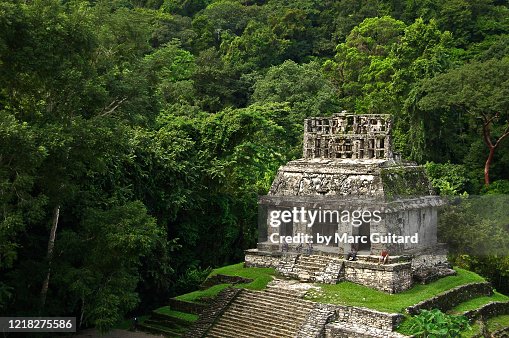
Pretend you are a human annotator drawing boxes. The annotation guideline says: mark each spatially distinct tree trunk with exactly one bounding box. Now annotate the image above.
[480,113,509,187]
[79,297,85,328]
[40,205,60,309]
[484,147,495,186]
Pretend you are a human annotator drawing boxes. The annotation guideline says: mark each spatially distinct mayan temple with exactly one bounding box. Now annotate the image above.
[181,114,503,338]
[248,112,449,288]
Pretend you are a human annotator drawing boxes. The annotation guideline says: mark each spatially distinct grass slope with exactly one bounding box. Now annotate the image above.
[175,283,231,303]
[153,307,199,322]
[450,292,509,313]
[488,315,509,332]
[209,262,276,290]
[305,268,485,313]
[174,263,275,303]
[459,315,509,337]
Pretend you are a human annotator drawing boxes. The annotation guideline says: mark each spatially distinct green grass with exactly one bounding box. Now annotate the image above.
[487,314,509,332]
[175,283,231,303]
[208,262,276,290]
[449,292,509,314]
[174,263,276,303]
[153,307,199,322]
[458,315,509,337]
[305,268,486,313]
[394,315,413,335]
[460,322,481,338]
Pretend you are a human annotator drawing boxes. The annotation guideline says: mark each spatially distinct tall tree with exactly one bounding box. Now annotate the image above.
[417,58,509,185]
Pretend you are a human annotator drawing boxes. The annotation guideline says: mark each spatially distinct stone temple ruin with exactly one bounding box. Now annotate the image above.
[246,113,450,293]
[185,114,458,338]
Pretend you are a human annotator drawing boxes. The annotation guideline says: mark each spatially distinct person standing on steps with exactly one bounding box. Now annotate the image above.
[281,238,289,252]
[306,241,313,255]
[378,249,389,265]
[346,244,358,261]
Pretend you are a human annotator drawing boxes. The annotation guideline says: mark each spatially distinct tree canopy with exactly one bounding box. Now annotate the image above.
[1,0,509,330]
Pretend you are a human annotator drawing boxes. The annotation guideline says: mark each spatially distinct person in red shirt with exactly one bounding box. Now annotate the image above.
[378,249,389,265]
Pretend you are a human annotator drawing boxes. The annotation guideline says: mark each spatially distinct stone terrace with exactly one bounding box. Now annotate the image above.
[206,288,315,338]
[246,250,414,293]
[198,284,409,338]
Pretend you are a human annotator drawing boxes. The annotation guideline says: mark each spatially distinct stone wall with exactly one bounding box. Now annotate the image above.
[409,244,449,270]
[324,322,410,338]
[411,254,449,270]
[277,254,300,276]
[183,287,241,338]
[335,305,403,331]
[343,261,413,293]
[406,282,493,315]
[463,301,509,322]
[319,259,344,284]
[296,303,338,338]
[244,249,283,268]
[492,326,509,337]
[303,114,392,160]
[167,298,206,315]
[200,274,253,289]
[245,250,414,293]
[268,159,386,197]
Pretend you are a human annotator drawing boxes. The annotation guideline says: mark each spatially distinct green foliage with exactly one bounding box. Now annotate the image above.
[482,179,509,194]
[425,162,469,195]
[54,202,163,331]
[174,266,212,295]
[2,0,509,331]
[380,166,431,198]
[439,195,509,294]
[406,309,470,338]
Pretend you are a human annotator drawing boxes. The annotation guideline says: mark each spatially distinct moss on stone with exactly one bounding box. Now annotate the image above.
[381,166,432,198]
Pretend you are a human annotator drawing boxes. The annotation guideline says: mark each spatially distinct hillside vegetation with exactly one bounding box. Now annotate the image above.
[1,0,509,331]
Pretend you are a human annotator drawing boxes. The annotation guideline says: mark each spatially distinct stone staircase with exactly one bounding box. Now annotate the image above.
[205,288,315,337]
[280,254,344,283]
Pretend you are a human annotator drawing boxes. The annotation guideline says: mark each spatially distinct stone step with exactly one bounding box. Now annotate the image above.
[207,319,293,338]
[264,288,307,298]
[298,259,331,267]
[229,298,311,313]
[226,300,312,320]
[326,322,409,338]
[294,265,325,271]
[246,289,311,304]
[265,285,303,296]
[298,259,329,265]
[262,288,307,298]
[296,260,326,267]
[208,307,304,337]
[206,289,314,338]
[223,304,309,321]
[217,312,303,334]
[238,298,312,312]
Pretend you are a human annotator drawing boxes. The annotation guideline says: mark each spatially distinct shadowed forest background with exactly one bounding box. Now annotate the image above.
[1,0,509,331]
